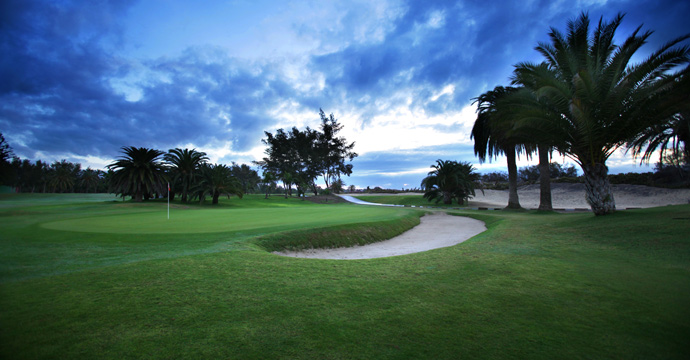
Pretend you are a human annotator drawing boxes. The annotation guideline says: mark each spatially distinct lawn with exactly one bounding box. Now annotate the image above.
[352,194,482,208]
[1,194,689,359]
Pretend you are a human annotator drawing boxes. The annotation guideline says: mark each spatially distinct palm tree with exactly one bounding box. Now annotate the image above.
[261,171,277,199]
[79,168,102,193]
[628,111,689,165]
[48,160,80,193]
[421,159,480,205]
[107,146,167,202]
[164,148,209,203]
[471,86,531,209]
[193,164,243,204]
[511,13,689,215]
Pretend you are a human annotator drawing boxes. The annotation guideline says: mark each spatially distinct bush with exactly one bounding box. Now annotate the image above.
[652,165,690,188]
[553,176,583,183]
[608,172,653,186]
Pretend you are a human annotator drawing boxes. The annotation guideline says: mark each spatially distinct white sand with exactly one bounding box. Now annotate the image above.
[274,212,486,260]
[468,183,690,209]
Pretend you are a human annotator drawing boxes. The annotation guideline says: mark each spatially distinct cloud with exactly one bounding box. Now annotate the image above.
[0,0,686,186]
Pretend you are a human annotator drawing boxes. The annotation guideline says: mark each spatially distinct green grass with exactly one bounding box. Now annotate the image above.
[1,193,689,359]
[353,194,475,207]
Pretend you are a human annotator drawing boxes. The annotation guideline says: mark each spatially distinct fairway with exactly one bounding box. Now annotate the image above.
[42,206,408,234]
[1,194,689,359]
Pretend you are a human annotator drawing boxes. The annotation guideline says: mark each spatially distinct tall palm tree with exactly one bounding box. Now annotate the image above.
[193,164,243,205]
[107,146,167,202]
[421,159,480,205]
[502,78,558,211]
[471,86,530,209]
[164,148,209,203]
[512,13,689,215]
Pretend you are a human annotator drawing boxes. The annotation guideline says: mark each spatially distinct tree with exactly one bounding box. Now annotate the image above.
[421,160,480,205]
[330,178,345,194]
[107,146,167,202]
[0,133,15,186]
[260,171,277,199]
[14,159,46,193]
[287,126,321,197]
[164,148,208,203]
[549,163,578,178]
[471,86,530,209]
[79,168,102,193]
[628,111,690,166]
[512,13,690,215]
[519,162,578,182]
[193,164,243,205]
[258,128,296,198]
[315,109,358,189]
[258,110,357,197]
[48,160,80,193]
[231,163,261,194]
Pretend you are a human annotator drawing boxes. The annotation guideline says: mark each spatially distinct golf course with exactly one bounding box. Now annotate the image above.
[1,193,689,359]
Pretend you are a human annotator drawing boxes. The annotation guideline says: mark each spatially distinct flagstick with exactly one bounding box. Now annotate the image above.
[167,182,170,220]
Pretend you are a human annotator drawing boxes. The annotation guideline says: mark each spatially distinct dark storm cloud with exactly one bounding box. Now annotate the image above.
[309,0,690,125]
[0,1,303,161]
[2,0,688,179]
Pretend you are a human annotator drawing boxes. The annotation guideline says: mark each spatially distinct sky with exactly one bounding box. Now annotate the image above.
[1,0,689,190]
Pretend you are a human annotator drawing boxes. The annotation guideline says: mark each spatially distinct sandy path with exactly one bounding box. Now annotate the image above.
[274,212,486,260]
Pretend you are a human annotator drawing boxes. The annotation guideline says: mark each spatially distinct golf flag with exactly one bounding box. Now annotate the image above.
[167,182,170,220]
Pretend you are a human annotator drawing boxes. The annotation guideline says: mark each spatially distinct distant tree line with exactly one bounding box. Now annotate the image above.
[1,133,108,193]
[481,160,689,190]
[107,146,261,204]
[0,134,264,204]
[255,109,357,198]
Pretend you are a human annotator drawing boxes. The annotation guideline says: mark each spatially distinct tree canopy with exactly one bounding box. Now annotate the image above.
[474,12,689,215]
[421,160,480,205]
[257,109,357,197]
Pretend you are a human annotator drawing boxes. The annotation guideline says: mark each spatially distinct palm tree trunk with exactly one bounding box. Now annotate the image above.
[582,162,615,215]
[505,147,522,209]
[135,184,143,202]
[538,144,553,211]
[443,191,452,204]
[212,191,220,204]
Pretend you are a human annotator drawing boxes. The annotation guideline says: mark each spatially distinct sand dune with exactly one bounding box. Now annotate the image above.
[468,183,690,209]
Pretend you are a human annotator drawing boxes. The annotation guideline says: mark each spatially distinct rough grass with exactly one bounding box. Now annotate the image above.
[1,194,689,359]
[354,194,467,207]
[253,213,422,251]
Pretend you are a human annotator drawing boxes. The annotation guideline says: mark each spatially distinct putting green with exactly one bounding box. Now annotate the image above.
[41,206,411,234]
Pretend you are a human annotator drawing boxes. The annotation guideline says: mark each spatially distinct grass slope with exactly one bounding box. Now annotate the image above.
[353,194,467,208]
[1,194,689,359]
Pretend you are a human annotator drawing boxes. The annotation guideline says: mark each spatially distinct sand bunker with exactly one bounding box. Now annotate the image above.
[275,184,690,260]
[274,212,486,260]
